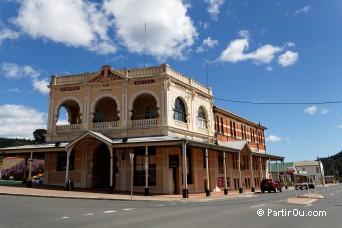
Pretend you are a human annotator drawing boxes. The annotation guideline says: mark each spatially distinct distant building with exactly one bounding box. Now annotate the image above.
[0,64,283,196]
[294,161,325,185]
[270,162,296,185]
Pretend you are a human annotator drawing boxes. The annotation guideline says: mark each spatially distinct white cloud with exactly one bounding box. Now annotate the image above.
[13,0,116,54]
[0,104,47,139]
[217,31,282,64]
[204,0,226,20]
[0,63,49,94]
[337,125,342,129]
[266,134,282,142]
[266,66,273,71]
[103,0,197,61]
[217,30,299,67]
[304,106,317,115]
[7,88,22,93]
[196,37,219,53]
[303,106,330,115]
[278,51,298,67]
[295,6,311,15]
[320,108,330,115]
[0,27,19,44]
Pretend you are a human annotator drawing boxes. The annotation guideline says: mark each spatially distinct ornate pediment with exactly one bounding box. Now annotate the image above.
[87,65,125,83]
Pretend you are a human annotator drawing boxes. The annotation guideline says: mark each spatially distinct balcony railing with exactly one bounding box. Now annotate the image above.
[94,121,118,130]
[56,124,81,133]
[132,119,158,128]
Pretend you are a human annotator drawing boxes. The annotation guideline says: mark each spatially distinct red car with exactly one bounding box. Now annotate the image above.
[260,178,282,193]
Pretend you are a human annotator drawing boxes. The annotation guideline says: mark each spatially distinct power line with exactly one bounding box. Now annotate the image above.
[214,97,342,105]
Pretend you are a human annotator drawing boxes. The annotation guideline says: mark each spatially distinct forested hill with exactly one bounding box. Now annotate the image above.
[320,151,342,176]
[0,138,34,149]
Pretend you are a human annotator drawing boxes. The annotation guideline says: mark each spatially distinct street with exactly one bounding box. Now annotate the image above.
[0,185,341,228]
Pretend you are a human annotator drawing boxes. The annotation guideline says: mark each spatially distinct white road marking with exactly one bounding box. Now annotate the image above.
[123,208,134,211]
[104,210,117,213]
[83,213,94,216]
[305,204,312,207]
[156,204,165,207]
[330,193,334,196]
[250,204,266,208]
[55,216,69,220]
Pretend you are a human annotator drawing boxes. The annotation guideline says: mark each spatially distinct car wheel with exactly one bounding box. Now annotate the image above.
[268,190,271,193]
[261,190,264,193]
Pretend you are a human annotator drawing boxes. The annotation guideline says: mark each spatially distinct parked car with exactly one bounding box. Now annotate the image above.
[260,178,282,193]
[31,177,43,184]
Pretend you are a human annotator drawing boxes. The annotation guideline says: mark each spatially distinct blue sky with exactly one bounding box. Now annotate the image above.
[0,0,341,162]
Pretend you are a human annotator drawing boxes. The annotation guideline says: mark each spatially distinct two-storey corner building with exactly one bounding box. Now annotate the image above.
[0,64,283,197]
[212,106,283,192]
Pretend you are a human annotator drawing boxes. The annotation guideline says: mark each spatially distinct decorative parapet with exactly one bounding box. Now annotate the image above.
[132,119,158,128]
[93,121,118,130]
[56,124,81,133]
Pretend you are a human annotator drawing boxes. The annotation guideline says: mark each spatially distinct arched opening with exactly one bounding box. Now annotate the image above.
[197,106,207,128]
[93,97,119,123]
[132,93,158,120]
[92,144,110,188]
[57,100,81,124]
[174,97,187,122]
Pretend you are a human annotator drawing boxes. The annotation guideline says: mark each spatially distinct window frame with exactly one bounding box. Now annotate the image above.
[174,98,187,122]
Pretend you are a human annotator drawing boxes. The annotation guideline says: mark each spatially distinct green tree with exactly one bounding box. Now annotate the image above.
[33,129,47,144]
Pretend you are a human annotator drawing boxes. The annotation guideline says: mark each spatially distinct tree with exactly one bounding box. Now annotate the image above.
[33,129,47,144]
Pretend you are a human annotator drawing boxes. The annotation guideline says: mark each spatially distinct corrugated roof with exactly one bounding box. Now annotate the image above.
[218,140,247,151]
[295,161,319,166]
[270,162,294,172]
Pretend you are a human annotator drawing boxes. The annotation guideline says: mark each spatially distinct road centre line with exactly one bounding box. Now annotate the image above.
[104,210,117,213]
[250,204,266,208]
[123,208,135,211]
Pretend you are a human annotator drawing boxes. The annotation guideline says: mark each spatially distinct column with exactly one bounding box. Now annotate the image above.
[108,145,114,193]
[283,160,287,189]
[64,148,72,190]
[205,148,210,196]
[238,151,243,193]
[250,154,255,192]
[182,142,188,198]
[144,146,149,196]
[223,151,228,195]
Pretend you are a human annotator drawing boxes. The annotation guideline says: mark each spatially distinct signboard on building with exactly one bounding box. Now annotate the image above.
[286,167,296,173]
[169,155,179,168]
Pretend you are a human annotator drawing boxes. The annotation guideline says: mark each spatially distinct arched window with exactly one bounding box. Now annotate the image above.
[197,107,206,128]
[174,98,186,122]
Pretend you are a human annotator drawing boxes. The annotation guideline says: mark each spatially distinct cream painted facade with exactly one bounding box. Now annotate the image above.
[1,64,284,197]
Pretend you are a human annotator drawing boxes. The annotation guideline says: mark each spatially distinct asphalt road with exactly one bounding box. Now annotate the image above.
[0,185,341,228]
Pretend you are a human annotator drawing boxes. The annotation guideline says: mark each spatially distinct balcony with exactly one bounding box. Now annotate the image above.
[94,121,118,130]
[132,119,158,128]
[56,124,81,133]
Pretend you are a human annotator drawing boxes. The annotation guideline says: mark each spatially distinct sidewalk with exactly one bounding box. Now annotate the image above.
[0,184,322,204]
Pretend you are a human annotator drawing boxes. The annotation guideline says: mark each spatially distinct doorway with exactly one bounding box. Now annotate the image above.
[92,144,110,188]
[172,168,178,194]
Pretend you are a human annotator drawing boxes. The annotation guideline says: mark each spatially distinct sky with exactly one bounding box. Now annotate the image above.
[0,0,342,162]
